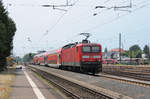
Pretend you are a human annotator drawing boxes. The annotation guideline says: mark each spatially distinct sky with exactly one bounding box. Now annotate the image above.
[2,0,150,57]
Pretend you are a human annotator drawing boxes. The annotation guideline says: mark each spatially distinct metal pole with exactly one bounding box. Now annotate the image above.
[66,0,68,5]
[148,43,150,64]
[119,33,121,63]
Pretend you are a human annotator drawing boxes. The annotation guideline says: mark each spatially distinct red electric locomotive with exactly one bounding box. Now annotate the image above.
[59,40,102,74]
[33,54,40,65]
[33,33,102,74]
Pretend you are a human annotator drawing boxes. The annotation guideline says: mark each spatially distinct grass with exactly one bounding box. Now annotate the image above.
[0,65,15,99]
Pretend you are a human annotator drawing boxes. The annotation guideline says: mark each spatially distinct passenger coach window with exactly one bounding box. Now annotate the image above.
[92,46,100,52]
[82,46,91,52]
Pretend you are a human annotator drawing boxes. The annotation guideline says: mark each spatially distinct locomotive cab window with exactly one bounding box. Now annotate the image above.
[92,46,100,52]
[82,46,100,53]
[82,46,91,52]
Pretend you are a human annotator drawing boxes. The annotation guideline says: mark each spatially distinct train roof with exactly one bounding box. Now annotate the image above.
[46,50,58,55]
[34,48,62,58]
[61,42,101,50]
[34,53,45,57]
[77,43,101,46]
[34,41,101,58]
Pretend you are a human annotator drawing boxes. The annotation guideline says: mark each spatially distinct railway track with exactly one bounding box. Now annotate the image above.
[28,66,113,99]
[99,73,150,88]
[101,66,150,87]
[103,71,150,81]
[103,65,150,82]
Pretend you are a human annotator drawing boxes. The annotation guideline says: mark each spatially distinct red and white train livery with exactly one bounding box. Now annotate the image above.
[33,40,102,74]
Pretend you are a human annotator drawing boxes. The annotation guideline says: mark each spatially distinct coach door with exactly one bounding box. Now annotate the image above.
[44,56,48,65]
[57,54,60,65]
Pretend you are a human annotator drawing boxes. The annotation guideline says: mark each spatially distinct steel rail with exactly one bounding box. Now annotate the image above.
[103,71,150,81]
[28,66,112,99]
[30,67,80,99]
[100,72,150,87]
[102,65,150,82]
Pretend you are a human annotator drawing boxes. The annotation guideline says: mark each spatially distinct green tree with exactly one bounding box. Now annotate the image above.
[143,45,150,58]
[104,47,108,53]
[121,51,129,57]
[0,1,16,71]
[129,45,142,58]
[14,56,22,63]
[23,53,36,63]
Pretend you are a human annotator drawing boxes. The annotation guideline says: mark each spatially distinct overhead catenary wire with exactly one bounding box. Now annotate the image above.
[94,0,133,15]
[94,0,148,15]
[66,0,113,24]
[35,0,80,51]
[69,0,149,50]
[38,12,67,42]
[11,0,80,53]
[6,0,150,55]
[39,0,79,39]
[84,0,150,32]
[38,0,150,51]
[90,0,150,49]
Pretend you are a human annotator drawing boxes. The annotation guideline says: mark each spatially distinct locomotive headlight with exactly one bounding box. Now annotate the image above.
[93,56,101,58]
[82,56,90,58]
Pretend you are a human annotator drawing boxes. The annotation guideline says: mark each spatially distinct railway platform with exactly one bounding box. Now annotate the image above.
[10,65,66,99]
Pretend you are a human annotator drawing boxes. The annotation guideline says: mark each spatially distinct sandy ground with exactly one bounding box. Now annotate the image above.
[0,67,15,99]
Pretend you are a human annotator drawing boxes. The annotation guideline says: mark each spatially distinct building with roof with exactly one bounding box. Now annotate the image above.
[103,48,125,60]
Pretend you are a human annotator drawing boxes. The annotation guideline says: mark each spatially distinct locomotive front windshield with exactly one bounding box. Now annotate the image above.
[82,46,91,52]
[82,46,100,53]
